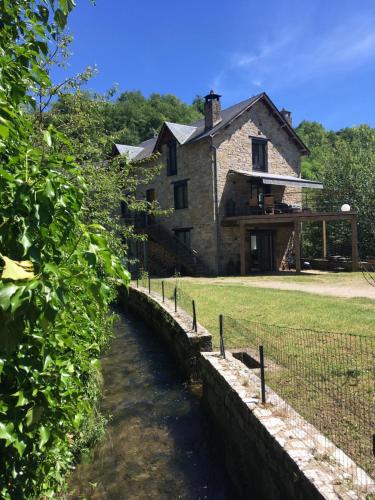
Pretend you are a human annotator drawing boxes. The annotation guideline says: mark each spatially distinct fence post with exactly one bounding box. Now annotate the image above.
[259,345,266,404]
[192,300,197,332]
[162,281,165,303]
[148,275,151,294]
[136,276,139,288]
[174,286,177,313]
[219,314,225,358]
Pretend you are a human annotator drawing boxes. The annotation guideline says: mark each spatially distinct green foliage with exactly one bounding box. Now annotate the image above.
[42,90,166,260]
[0,1,129,497]
[296,121,375,258]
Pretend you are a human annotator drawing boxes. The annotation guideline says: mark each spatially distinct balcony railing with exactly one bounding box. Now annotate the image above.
[224,198,349,218]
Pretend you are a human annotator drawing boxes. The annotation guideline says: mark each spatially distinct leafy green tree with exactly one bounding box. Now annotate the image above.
[42,90,164,260]
[0,1,129,497]
[296,122,375,258]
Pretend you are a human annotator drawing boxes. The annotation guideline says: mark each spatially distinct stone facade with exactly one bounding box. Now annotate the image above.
[137,136,219,273]
[134,94,305,275]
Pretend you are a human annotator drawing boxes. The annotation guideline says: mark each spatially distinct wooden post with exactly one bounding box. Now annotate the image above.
[239,222,246,276]
[294,220,301,273]
[351,216,359,271]
[322,220,327,259]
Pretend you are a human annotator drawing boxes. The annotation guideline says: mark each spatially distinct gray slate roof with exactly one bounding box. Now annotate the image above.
[164,122,197,144]
[114,144,144,160]
[115,92,308,161]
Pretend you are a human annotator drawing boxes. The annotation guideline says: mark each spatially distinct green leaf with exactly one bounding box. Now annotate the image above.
[90,358,100,370]
[14,391,28,407]
[0,168,15,182]
[0,422,15,444]
[39,426,50,448]
[59,0,76,14]
[54,8,68,29]
[43,355,53,371]
[84,251,96,267]
[44,263,59,275]
[19,232,32,255]
[10,285,32,314]
[43,129,52,147]
[26,406,43,427]
[44,179,55,200]
[0,124,9,139]
[0,283,19,310]
[13,439,26,457]
[0,359,4,376]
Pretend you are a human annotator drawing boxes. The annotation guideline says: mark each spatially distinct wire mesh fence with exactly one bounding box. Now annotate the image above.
[223,315,375,491]
[131,274,374,492]
[134,275,198,332]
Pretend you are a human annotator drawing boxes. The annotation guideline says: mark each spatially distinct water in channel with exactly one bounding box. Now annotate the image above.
[68,310,235,499]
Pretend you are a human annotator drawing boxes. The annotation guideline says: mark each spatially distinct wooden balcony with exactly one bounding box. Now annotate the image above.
[221,201,359,274]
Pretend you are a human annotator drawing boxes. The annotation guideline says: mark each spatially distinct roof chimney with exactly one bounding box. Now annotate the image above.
[204,90,222,130]
[280,108,292,126]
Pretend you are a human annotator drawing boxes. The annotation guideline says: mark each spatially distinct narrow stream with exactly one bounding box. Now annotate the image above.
[68,310,235,499]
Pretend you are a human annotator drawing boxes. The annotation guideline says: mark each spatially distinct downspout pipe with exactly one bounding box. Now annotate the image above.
[211,144,220,275]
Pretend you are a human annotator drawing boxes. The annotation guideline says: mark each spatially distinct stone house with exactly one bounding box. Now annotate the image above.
[116,91,358,276]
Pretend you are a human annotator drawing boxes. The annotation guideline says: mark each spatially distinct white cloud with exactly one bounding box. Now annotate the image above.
[212,12,375,97]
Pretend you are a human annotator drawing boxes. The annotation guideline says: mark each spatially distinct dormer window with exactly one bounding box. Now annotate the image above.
[252,138,268,171]
[167,140,177,176]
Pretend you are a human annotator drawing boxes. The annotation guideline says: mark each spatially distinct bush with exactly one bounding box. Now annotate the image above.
[0,2,129,497]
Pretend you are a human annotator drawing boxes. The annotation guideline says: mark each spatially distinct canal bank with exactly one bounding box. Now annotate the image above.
[68,310,235,499]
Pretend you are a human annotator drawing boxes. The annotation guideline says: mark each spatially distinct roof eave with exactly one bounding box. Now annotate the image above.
[260,93,310,155]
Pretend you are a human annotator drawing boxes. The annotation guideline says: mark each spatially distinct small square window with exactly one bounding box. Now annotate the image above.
[252,138,267,171]
[174,181,188,209]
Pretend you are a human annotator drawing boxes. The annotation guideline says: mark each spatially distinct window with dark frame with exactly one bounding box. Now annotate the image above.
[174,181,188,209]
[252,138,268,171]
[174,228,191,248]
[167,140,177,176]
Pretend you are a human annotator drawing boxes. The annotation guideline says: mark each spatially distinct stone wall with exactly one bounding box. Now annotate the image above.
[201,352,373,500]
[118,285,212,379]
[213,100,303,210]
[137,138,219,274]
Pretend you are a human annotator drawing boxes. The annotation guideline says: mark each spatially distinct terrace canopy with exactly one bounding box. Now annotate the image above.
[228,169,324,190]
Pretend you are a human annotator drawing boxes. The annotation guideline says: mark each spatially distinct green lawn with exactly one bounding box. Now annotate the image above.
[167,279,375,344]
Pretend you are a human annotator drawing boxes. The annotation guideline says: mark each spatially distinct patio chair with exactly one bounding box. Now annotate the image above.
[264,195,275,214]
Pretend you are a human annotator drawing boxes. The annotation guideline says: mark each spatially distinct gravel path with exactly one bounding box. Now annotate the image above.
[214,279,375,299]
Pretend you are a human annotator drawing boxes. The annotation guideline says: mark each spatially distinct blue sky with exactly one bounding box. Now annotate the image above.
[53,0,375,129]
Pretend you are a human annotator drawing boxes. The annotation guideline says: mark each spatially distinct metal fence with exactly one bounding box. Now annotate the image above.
[222,315,375,491]
[132,275,374,493]
[135,274,198,332]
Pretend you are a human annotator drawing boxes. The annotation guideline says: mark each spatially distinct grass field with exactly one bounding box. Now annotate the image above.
[162,278,375,344]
